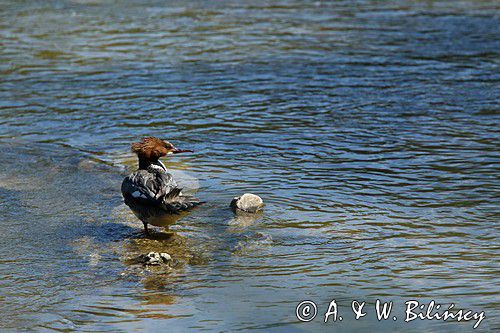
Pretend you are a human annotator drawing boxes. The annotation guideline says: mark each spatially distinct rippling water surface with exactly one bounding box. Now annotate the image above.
[0,0,499,331]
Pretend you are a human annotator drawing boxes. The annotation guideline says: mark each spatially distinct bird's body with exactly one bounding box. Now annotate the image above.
[121,137,201,234]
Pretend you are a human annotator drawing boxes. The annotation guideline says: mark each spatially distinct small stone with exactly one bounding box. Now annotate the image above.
[160,253,172,262]
[230,193,264,213]
[134,252,173,266]
[144,252,161,265]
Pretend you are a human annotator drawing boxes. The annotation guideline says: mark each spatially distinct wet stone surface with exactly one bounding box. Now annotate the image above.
[230,193,264,213]
[134,252,173,266]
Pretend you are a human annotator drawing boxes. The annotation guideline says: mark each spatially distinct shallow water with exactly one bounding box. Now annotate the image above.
[0,0,499,331]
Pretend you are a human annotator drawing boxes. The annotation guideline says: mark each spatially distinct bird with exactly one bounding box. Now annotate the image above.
[121,137,202,235]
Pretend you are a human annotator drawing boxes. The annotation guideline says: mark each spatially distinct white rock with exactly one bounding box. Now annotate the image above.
[160,253,172,262]
[136,252,173,266]
[230,193,264,213]
[144,252,161,265]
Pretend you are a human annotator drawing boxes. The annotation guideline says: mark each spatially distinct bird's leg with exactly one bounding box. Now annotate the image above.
[143,222,150,236]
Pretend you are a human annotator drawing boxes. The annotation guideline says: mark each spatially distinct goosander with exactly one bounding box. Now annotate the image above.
[121,137,201,235]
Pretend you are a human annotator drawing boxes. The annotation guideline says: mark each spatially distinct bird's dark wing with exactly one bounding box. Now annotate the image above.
[121,167,201,214]
[121,167,177,204]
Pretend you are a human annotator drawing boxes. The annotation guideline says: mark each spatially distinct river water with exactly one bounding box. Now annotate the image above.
[0,0,499,332]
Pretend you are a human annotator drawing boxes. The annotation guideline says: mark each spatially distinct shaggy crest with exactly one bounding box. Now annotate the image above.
[131,137,174,160]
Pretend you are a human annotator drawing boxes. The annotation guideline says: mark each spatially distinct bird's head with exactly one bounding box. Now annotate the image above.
[131,137,193,161]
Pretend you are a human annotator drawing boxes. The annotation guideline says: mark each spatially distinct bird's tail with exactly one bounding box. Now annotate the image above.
[161,188,203,213]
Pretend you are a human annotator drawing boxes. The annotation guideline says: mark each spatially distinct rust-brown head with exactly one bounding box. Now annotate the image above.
[131,137,193,161]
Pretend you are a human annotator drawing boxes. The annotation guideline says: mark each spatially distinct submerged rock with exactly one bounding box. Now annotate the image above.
[137,252,172,266]
[230,193,264,213]
[233,232,273,254]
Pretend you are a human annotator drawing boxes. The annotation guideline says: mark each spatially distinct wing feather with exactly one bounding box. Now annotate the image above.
[121,167,201,214]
